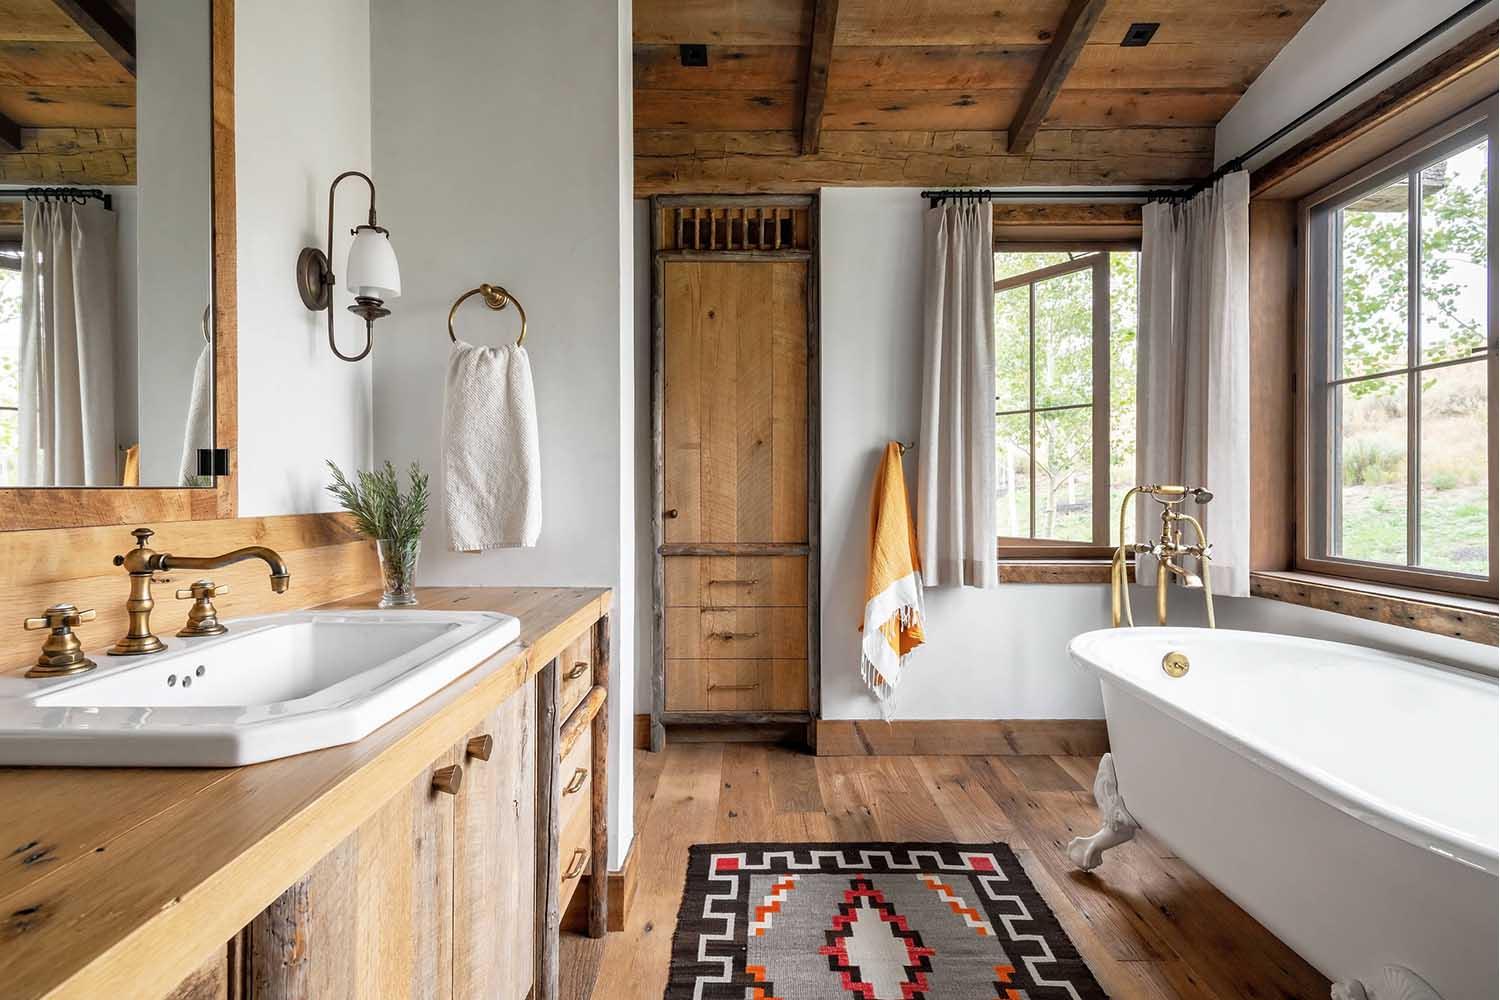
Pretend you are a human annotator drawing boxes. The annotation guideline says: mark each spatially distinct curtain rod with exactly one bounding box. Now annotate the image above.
[0,187,113,210]
[920,188,1182,206]
[924,0,1492,207]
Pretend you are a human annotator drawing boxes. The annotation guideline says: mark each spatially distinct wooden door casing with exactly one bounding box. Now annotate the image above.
[651,195,821,745]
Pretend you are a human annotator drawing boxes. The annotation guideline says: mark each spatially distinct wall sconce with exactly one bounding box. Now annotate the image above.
[295,170,401,363]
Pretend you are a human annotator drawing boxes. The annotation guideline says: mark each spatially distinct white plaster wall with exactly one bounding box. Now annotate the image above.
[136,0,214,486]
[235,0,373,515]
[370,0,635,868]
[1215,0,1498,167]
[819,188,1108,720]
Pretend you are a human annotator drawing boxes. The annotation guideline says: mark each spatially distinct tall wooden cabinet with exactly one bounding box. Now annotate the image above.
[650,195,819,748]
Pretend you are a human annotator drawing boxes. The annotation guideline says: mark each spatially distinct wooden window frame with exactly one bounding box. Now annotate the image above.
[993,250,1116,560]
[1296,101,1498,599]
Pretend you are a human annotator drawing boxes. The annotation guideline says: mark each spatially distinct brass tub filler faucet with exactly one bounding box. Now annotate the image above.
[1109,485,1217,629]
[108,527,291,656]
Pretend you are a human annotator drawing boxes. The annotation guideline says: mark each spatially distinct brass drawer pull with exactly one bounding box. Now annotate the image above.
[708,578,758,586]
[563,848,589,881]
[708,683,760,692]
[465,734,493,761]
[564,767,589,795]
[431,764,463,796]
[565,661,589,680]
[708,631,760,640]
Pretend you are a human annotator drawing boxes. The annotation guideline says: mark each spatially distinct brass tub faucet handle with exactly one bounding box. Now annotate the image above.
[23,604,98,678]
[175,580,231,638]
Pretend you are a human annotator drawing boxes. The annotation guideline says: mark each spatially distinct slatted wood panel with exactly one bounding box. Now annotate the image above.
[663,555,807,607]
[662,260,807,545]
[659,203,811,251]
[454,689,536,1000]
[249,757,459,999]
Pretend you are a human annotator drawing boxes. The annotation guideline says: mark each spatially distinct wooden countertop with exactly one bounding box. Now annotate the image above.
[0,586,610,1000]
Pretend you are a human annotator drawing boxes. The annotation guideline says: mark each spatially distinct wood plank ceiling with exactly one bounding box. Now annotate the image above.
[634,0,1325,194]
[0,0,136,184]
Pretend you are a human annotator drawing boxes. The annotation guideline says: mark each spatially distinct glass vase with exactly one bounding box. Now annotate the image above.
[377,538,421,608]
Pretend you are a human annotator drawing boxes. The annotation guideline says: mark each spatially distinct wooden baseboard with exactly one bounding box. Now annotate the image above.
[562,837,637,934]
[634,713,652,750]
[812,719,1109,757]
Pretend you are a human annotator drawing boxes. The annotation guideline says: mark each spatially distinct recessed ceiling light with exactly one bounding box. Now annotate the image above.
[679,43,709,67]
[1121,22,1159,47]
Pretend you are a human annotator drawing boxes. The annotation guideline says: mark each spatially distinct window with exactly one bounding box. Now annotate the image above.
[994,249,1138,556]
[1303,110,1496,597]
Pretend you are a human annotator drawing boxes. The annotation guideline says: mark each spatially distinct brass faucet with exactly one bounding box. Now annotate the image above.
[109,527,291,656]
[1109,485,1216,629]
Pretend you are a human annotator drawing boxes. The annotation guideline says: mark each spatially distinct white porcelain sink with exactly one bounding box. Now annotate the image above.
[0,609,520,767]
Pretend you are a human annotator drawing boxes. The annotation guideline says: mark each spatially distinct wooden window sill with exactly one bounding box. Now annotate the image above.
[1249,570,1498,646]
[997,559,1114,584]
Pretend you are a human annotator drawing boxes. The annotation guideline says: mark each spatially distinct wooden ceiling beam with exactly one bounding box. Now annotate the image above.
[1005,0,1105,154]
[799,0,840,155]
[0,110,21,152]
[49,0,135,77]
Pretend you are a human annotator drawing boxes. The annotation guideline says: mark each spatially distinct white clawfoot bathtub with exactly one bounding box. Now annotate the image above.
[1067,627,1498,1000]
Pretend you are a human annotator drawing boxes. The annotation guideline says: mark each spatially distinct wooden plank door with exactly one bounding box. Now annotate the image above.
[453,686,536,1000]
[657,240,815,738]
[662,259,809,545]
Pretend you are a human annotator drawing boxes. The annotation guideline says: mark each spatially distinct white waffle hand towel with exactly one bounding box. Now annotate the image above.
[443,339,542,550]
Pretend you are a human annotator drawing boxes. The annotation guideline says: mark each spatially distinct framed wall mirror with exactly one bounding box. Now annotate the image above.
[0,0,235,530]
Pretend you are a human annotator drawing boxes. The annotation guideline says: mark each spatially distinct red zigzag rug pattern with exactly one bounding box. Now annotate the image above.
[664,842,1107,1000]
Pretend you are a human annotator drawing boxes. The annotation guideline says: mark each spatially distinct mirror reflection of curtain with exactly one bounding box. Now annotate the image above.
[19,200,118,486]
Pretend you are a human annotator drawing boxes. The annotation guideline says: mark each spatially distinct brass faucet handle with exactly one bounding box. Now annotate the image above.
[24,605,96,631]
[175,581,230,601]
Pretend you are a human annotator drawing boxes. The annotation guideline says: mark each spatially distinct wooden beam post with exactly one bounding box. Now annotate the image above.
[588,613,610,938]
[534,658,561,1000]
[0,112,21,154]
[50,0,136,77]
[1006,0,1106,154]
[799,0,840,156]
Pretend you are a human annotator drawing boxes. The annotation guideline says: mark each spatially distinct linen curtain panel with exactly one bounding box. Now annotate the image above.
[19,200,117,486]
[1136,172,1251,597]
[917,198,998,588]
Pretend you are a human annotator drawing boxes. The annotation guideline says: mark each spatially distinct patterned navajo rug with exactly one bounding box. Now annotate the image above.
[664,842,1106,1000]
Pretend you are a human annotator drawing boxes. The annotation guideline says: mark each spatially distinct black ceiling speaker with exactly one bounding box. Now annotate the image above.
[1121,22,1160,47]
[680,43,709,67]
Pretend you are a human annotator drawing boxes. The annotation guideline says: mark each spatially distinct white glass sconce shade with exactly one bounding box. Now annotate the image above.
[346,227,401,300]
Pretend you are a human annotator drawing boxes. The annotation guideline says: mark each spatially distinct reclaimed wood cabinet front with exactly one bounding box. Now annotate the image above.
[239,614,609,1000]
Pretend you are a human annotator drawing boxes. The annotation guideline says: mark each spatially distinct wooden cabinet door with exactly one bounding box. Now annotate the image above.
[662,259,808,545]
[454,686,537,1000]
[248,753,459,1000]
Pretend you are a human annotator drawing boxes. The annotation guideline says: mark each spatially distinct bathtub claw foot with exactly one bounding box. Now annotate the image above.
[1067,752,1138,871]
[1332,967,1442,1000]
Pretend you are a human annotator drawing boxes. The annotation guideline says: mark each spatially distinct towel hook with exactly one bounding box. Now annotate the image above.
[447,283,528,347]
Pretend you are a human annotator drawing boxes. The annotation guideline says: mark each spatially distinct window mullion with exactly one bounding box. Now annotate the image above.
[1407,167,1422,567]
[1028,280,1037,540]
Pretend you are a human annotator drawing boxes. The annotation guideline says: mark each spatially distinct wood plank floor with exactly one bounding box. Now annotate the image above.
[561,743,1331,999]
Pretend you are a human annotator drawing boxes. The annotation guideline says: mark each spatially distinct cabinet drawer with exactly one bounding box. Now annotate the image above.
[664,606,807,659]
[558,729,593,918]
[664,556,807,608]
[665,659,809,712]
[559,629,594,720]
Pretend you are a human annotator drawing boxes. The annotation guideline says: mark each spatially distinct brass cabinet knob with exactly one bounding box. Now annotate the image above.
[431,764,464,795]
[564,661,589,680]
[465,734,493,761]
[664,508,679,519]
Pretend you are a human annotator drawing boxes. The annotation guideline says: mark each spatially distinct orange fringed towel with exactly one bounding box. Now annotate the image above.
[860,442,926,717]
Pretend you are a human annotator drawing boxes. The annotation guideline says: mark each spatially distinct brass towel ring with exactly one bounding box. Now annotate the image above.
[447,283,528,347]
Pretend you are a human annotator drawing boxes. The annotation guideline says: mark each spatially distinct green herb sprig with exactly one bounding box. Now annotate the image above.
[324,460,430,547]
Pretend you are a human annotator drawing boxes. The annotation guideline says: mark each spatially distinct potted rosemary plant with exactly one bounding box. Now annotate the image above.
[325,460,430,608]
